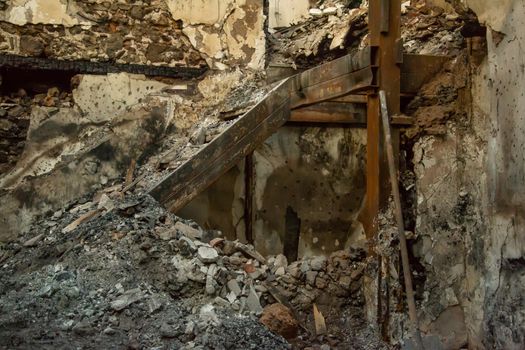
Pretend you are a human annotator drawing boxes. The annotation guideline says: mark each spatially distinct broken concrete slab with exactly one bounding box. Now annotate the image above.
[197,246,219,263]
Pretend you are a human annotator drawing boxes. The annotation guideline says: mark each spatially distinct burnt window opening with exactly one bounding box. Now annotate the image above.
[0,67,75,95]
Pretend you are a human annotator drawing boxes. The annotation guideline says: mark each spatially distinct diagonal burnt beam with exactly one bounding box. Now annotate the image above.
[148,78,292,212]
[148,48,377,212]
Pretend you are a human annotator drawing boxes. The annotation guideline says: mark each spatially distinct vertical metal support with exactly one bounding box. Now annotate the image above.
[364,0,401,342]
[380,90,424,349]
[244,153,254,244]
[364,94,381,248]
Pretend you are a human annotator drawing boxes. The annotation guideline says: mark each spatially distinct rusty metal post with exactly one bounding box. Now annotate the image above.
[365,0,402,241]
[380,90,424,349]
[364,0,402,342]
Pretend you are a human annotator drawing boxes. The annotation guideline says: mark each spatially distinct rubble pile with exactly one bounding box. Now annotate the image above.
[269,0,464,69]
[401,1,464,55]
[269,6,367,68]
[0,87,72,174]
[0,189,387,349]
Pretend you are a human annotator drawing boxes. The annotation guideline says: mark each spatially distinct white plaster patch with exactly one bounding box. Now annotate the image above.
[165,0,231,25]
[268,0,310,29]
[5,0,86,26]
[73,73,168,123]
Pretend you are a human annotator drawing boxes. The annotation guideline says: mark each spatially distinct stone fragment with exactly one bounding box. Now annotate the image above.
[190,126,207,145]
[249,268,263,280]
[310,256,327,271]
[315,276,328,289]
[300,261,310,273]
[178,236,197,256]
[110,288,144,311]
[160,322,179,338]
[246,284,263,314]
[23,234,44,247]
[72,320,95,336]
[309,8,323,17]
[275,267,285,276]
[148,295,164,314]
[259,303,299,340]
[206,264,217,295]
[197,246,219,263]
[199,304,220,326]
[158,227,178,241]
[226,291,237,303]
[322,7,337,15]
[274,254,288,269]
[97,194,115,211]
[213,296,230,308]
[103,327,116,335]
[227,279,242,296]
[306,271,318,286]
[175,221,202,240]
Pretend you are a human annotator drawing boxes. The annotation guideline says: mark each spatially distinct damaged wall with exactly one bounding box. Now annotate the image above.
[0,0,265,70]
[179,126,367,259]
[0,73,173,241]
[405,0,525,348]
[253,126,367,258]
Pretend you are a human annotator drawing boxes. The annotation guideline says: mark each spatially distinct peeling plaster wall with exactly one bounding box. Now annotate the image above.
[170,0,266,70]
[467,1,525,347]
[409,0,525,348]
[0,0,266,70]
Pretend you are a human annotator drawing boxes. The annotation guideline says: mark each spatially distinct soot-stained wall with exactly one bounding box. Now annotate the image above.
[179,126,367,259]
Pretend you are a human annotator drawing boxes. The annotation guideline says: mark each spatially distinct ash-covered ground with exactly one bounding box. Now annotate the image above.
[0,190,389,349]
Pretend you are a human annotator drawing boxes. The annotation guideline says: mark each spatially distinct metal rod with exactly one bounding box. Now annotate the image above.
[244,153,254,244]
[379,90,424,349]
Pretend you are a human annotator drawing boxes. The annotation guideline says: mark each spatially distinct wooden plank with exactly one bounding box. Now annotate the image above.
[291,67,374,109]
[329,94,368,104]
[298,47,371,89]
[165,101,290,212]
[0,53,206,79]
[149,79,291,211]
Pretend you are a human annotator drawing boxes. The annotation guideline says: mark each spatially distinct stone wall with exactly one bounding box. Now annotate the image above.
[0,0,265,70]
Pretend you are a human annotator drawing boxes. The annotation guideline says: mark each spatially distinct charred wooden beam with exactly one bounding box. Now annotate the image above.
[289,102,412,125]
[0,54,207,79]
[290,102,367,124]
[148,78,292,212]
[291,67,374,109]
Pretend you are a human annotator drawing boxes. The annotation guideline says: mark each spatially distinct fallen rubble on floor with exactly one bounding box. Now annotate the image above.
[0,189,389,349]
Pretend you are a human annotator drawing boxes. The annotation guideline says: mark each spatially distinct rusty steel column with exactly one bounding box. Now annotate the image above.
[364,0,402,342]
